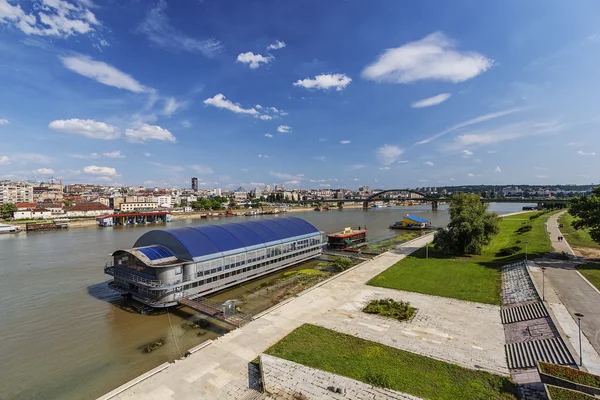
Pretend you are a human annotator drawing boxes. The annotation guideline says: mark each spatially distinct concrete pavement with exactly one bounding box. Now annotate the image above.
[533,211,600,371]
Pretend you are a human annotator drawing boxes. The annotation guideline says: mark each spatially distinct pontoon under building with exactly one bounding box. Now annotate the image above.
[104,217,323,308]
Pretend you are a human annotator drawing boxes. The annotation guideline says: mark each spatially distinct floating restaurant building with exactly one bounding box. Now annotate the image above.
[104,217,323,308]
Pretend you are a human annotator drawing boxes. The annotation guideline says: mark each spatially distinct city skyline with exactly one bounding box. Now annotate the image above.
[2,0,600,189]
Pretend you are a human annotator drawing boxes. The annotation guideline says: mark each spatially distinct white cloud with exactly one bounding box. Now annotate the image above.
[577,150,596,156]
[14,153,52,164]
[319,184,331,187]
[463,149,473,156]
[270,171,303,180]
[0,0,100,38]
[293,73,351,91]
[267,40,286,50]
[125,124,176,143]
[143,152,151,157]
[350,164,365,170]
[258,154,270,158]
[415,108,522,145]
[0,119,8,125]
[285,180,300,185]
[83,165,118,176]
[362,32,493,84]
[49,119,120,140]
[137,0,221,57]
[494,166,501,173]
[425,161,434,166]
[568,141,583,146]
[340,140,351,144]
[102,151,125,159]
[264,133,273,138]
[181,120,191,128]
[236,52,272,69]
[268,107,279,113]
[377,144,404,165]
[0,156,9,165]
[96,176,112,182]
[255,104,263,109]
[277,125,291,133]
[411,93,451,108]
[454,121,563,147]
[191,165,213,174]
[467,173,474,177]
[260,115,273,120]
[379,166,390,170]
[163,97,185,116]
[61,55,148,93]
[35,167,54,175]
[203,94,258,115]
[536,175,548,179]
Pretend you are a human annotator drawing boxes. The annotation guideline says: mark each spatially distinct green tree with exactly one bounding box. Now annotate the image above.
[433,193,500,255]
[569,186,600,243]
[62,199,73,207]
[1,203,17,219]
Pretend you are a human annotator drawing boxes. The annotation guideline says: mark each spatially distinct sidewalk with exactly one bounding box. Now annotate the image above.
[531,211,600,373]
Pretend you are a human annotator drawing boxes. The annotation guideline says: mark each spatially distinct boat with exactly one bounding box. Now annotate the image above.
[371,201,385,208]
[389,214,433,230]
[0,223,21,234]
[386,203,393,207]
[327,227,368,250]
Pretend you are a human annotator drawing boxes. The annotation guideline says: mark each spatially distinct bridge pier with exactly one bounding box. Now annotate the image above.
[337,201,343,210]
[363,201,369,210]
[431,200,438,211]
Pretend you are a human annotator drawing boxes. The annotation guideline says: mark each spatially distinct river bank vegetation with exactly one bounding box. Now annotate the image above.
[368,210,553,305]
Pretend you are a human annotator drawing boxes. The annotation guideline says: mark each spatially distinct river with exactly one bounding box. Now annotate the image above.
[0,203,532,400]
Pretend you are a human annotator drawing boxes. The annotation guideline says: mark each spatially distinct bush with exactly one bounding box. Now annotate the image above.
[363,298,415,321]
[330,256,353,272]
[516,225,532,234]
[529,213,543,221]
[539,361,600,388]
[144,337,165,353]
[496,246,521,257]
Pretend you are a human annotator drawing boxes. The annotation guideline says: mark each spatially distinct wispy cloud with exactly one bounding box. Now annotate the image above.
[61,55,149,93]
[137,0,222,57]
[293,73,352,91]
[425,161,434,166]
[463,149,473,157]
[162,97,186,117]
[362,32,493,84]
[267,40,286,51]
[264,133,273,138]
[411,93,451,108]
[277,125,291,133]
[415,108,523,145]
[0,119,8,125]
[0,156,10,165]
[125,124,177,143]
[191,165,213,174]
[73,151,125,159]
[236,52,272,69]
[577,150,596,156]
[340,140,351,144]
[203,94,258,115]
[83,165,118,176]
[494,166,501,173]
[453,121,563,147]
[377,144,404,165]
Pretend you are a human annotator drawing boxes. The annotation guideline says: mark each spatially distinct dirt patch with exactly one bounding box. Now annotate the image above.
[573,246,600,260]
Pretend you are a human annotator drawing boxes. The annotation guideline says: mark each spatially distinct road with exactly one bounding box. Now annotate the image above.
[538,211,600,363]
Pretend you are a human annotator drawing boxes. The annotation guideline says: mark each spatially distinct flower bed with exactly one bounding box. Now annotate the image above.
[362,298,415,321]
[538,362,600,397]
[546,384,595,400]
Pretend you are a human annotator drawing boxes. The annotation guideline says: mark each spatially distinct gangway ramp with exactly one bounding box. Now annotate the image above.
[178,296,251,328]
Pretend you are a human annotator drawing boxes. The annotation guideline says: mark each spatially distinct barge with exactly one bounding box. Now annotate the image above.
[389,214,432,230]
[96,211,172,227]
[104,216,323,308]
[326,227,368,250]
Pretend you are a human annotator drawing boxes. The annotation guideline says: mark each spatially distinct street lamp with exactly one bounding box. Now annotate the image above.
[426,243,429,259]
[541,266,546,301]
[575,312,585,366]
[525,241,529,263]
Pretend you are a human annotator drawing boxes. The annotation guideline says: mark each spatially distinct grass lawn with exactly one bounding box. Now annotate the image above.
[368,211,554,305]
[558,212,600,249]
[576,263,600,292]
[264,324,517,400]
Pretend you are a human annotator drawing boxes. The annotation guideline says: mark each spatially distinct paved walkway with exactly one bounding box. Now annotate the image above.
[531,211,600,373]
[107,234,508,400]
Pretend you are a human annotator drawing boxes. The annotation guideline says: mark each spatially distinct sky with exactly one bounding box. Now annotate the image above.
[1,0,600,190]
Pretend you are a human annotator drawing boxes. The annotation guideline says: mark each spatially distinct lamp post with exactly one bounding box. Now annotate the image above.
[426,243,429,259]
[575,312,585,366]
[525,241,529,263]
[541,266,546,301]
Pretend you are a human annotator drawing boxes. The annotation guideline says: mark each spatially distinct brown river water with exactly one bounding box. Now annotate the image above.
[0,204,531,400]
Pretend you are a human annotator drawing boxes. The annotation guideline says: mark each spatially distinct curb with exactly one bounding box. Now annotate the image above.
[97,362,171,400]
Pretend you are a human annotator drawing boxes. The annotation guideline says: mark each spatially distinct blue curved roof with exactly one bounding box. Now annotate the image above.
[132,217,320,261]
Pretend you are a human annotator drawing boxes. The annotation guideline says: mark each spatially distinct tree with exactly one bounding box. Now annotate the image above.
[1,203,17,219]
[569,186,600,243]
[433,193,500,255]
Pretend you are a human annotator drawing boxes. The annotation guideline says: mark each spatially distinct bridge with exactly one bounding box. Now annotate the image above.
[294,189,571,211]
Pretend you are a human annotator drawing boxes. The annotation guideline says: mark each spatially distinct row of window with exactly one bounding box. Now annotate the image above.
[179,247,319,291]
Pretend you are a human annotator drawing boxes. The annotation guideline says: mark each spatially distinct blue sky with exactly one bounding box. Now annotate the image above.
[1,0,600,190]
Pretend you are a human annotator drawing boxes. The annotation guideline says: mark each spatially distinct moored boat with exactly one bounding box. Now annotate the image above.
[0,223,21,234]
[389,214,433,230]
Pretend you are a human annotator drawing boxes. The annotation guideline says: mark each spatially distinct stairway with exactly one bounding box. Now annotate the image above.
[501,302,548,324]
[505,337,575,369]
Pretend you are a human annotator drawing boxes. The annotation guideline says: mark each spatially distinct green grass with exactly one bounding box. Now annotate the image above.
[368,211,554,305]
[558,213,600,249]
[576,263,600,292]
[264,324,517,400]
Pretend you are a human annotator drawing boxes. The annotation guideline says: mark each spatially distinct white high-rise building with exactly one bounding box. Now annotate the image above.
[0,181,33,205]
